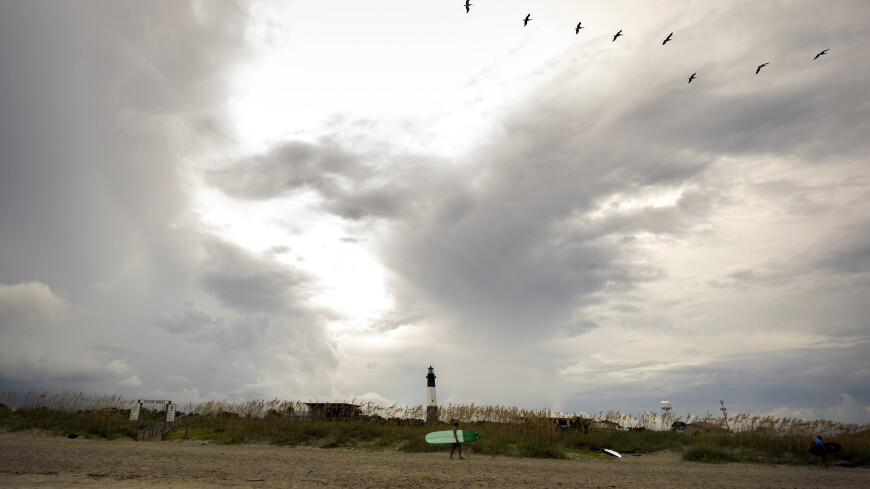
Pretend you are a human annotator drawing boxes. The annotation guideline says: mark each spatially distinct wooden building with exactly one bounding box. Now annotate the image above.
[304,402,361,421]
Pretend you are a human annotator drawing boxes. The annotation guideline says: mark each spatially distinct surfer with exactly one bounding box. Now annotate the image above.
[813,436,829,468]
[450,421,464,459]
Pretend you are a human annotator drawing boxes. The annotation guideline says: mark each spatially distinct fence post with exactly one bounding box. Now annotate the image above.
[134,402,142,441]
[161,402,168,439]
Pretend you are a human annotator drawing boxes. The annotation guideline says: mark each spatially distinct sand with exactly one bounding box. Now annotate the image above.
[2,431,868,488]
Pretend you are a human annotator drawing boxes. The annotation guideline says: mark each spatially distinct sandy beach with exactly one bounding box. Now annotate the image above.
[2,431,868,488]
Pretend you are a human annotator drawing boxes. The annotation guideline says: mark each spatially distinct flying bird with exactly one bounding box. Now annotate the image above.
[663,32,673,45]
[612,29,622,42]
[813,49,829,60]
[575,22,584,34]
[756,62,769,74]
[688,73,697,83]
[464,1,471,13]
[524,14,532,26]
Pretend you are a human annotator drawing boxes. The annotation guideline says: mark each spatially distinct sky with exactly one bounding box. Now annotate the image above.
[1,0,869,424]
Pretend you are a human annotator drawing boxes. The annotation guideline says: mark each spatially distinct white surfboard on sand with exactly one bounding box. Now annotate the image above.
[603,448,622,458]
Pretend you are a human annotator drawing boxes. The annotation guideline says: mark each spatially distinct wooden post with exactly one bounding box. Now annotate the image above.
[161,402,169,439]
[134,402,142,441]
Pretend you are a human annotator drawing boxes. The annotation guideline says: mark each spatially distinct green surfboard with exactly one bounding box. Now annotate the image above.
[425,430,482,444]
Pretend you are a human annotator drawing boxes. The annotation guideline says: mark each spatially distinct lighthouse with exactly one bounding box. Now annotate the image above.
[426,365,438,423]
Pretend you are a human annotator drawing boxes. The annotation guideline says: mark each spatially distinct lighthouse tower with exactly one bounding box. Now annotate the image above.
[426,366,438,423]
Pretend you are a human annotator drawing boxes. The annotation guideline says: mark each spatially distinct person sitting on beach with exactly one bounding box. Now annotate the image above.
[814,436,828,468]
[450,421,464,460]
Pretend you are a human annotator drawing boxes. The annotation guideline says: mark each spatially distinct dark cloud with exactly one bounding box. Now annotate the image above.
[0,0,252,299]
[208,140,442,222]
[208,141,361,200]
[88,343,141,355]
[322,186,410,221]
[0,0,257,396]
[367,107,717,344]
[708,266,792,289]
[0,0,347,402]
[85,0,254,107]
[551,341,870,420]
[159,303,266,350]
[707,218,870,291]
[813,239,870,276]
[199,237,319,315]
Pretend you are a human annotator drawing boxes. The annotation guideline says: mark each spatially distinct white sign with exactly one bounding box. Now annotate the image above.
[166,404,176,422]
[137,399,171,404]
[130,404,140,421]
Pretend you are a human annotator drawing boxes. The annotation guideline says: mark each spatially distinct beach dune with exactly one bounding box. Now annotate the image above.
[2,431,868,488]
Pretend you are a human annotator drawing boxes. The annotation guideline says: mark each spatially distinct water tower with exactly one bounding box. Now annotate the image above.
[660,400,672,414]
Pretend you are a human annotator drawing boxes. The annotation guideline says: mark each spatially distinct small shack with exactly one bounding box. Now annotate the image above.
[304,402,361,421]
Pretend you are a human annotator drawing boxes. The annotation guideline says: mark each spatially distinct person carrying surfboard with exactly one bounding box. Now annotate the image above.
[450,421,464,459]
[813,436,829,468]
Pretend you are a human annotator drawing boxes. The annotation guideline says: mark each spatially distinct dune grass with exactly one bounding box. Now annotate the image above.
[2,391,868,466]
[0,403,164,440]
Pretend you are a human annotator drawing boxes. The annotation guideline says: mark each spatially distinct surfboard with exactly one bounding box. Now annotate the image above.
[603,448,622,458]
[808,442,841,456]
[425,430,482,444]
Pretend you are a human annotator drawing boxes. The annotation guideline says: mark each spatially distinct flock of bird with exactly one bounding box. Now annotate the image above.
[462,2,831,84]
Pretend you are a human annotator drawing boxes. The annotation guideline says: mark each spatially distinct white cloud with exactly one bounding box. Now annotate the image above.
[824,394,869,424]
[0,281,89,384]
[0,281,73,325]
[105,359,136,379]
[118,376,143,387]
[344,392,400,409]
[766,406,819,421]
[146,388,233,408]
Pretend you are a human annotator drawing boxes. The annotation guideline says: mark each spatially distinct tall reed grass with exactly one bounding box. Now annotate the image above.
[2,390,868,465]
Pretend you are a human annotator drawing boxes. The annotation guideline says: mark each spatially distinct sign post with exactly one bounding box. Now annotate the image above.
[159,401,170,439]
[135,399,173,441]
[130,403,142,435]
